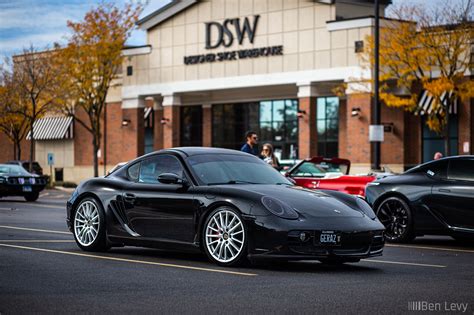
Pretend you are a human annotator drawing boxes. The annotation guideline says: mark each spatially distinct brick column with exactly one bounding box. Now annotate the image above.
[202,104,212,147]
[380,105,405,173]
[162,95,181,148]
[297,84,318,159]
[152,97,164,151]
[345,93,372,172]
[459,96,472,155]
[122,97,145,159]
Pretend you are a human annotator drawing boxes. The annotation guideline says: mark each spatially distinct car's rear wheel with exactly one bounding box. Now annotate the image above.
[376,196,415,243]
[24,192,39,202]
[73,197,108,251]
[203,207,248,267]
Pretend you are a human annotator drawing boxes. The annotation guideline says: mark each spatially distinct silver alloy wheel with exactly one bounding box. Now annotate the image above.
[205,210,245,263]
[74,200,100,247]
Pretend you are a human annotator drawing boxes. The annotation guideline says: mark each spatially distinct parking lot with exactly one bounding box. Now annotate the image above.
[1,190,473,314]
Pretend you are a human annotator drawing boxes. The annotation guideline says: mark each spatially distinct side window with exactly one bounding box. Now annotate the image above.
[448,159,474,181]
[127,163,140,182]
[138,155,184,184]
[425,160,448,179]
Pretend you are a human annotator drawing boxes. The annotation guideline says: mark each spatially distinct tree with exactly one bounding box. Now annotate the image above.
[0,74,29,160]
[4,46,63,171]
[362,1,474,156]
[59,2,142,177]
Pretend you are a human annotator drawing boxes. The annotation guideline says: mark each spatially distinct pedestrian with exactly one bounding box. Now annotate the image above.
[261,143,280,169]
[240,131,259,156]
[433,152,443,160]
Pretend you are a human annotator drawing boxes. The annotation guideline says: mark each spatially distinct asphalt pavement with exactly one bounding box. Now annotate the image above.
[1,190,473,314]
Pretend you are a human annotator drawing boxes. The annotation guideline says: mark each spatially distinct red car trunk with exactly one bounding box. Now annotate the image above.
[285,157,376,197]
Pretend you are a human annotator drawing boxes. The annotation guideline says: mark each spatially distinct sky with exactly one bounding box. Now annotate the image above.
[0,0,468,61]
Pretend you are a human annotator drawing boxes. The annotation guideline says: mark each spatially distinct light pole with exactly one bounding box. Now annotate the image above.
[371,0,382,171]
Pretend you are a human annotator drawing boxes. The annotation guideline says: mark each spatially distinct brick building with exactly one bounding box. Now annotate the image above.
[1,0,473,183]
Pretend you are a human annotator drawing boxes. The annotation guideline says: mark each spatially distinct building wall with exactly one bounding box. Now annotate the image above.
[0,135,29,162]
[124,0,373,87]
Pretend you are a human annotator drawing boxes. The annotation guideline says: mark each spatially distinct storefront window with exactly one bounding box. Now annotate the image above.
[317,97,339,158]
[181,106,203,146]
[144,108,154,154]
[212,99,298,159]
[422,115,458,162]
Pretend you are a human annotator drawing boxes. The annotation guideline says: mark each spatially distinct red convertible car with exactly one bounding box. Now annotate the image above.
[285,157,376,197]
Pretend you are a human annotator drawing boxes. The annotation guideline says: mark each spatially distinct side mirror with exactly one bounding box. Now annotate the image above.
[157,173,188,186]
[284,172,290,177]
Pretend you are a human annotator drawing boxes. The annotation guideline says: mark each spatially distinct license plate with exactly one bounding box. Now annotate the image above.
[319,231,341,245]
[22,186,32,192]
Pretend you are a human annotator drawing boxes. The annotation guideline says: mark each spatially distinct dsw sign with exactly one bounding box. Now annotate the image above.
[205,15,260,49]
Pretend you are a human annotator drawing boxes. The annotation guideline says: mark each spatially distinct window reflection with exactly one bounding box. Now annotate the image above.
[180,106,203,146]
[212,99,299,159]
[317,97,339,157]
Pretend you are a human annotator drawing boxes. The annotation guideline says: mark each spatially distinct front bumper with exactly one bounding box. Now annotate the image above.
[246,215,385,261]
[0,184,46,196]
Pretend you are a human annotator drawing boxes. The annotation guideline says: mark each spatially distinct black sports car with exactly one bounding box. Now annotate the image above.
[365,156,474,243]
[66,147,385,266]
[0,164,47,201]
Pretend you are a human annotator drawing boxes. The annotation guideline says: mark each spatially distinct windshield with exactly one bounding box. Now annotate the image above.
[187,154,293,185]
[291,161,348,178]
[0,164,31,176]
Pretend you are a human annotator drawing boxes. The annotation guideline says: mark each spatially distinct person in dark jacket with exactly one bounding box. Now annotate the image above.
[240,131,259,156]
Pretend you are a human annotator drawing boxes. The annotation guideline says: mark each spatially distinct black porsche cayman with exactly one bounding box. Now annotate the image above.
[365,156,474,243]
[66,147,385,266]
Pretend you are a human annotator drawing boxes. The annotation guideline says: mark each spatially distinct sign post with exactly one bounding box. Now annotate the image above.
[47,153,54,185]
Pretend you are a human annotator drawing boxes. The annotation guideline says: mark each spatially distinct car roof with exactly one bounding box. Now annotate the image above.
[151,147,251,157]
[405,155,474,173]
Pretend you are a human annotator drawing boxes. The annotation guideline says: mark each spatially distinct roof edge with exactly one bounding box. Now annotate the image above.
[137,0,199,31]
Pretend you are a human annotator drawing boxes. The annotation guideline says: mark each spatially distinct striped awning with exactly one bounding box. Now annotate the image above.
[26,116,74,140]
[415,90,458,115]
[144,107,153,128]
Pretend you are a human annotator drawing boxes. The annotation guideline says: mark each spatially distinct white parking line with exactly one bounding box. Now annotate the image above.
[0,243,258,277]
[364,259,446,268]
[0,225,70,235]
[386,243,474,254]
[0,239,74,243]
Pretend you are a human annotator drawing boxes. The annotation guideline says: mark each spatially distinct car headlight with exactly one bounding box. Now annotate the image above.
[261,196,299,220]
[356,197,376,220]
[0,177,5,183]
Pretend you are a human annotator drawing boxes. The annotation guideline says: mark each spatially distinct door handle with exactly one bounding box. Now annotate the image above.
[438,188,451,193]
[124,193,136,203]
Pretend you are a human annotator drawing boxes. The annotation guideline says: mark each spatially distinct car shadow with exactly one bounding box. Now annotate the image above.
[404,236,474,249]
[107,247,381,274]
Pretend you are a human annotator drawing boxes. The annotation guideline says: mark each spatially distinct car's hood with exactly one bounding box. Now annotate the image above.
[220,184,365,218]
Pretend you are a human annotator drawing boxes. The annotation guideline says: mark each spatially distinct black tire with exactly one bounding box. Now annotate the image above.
[202,207,248,267]
[24,192,39,202]
[376,196,415,243]
[72,197,109,252]
[319,258,360,265]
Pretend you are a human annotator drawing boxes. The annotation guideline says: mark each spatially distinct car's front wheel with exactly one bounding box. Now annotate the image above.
[73,197,108,252]
[376,196,415,243]
[203,207,248,267]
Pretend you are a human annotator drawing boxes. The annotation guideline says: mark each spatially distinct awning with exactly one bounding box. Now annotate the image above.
[415,90,458,115]
[144,107,153,128]
[26,116,74,140]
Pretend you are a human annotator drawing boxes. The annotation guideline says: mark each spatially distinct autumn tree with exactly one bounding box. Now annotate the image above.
[362,1,474,155]
[3,46,63,171]
[59,2,142,177]
[0,73,29,160]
